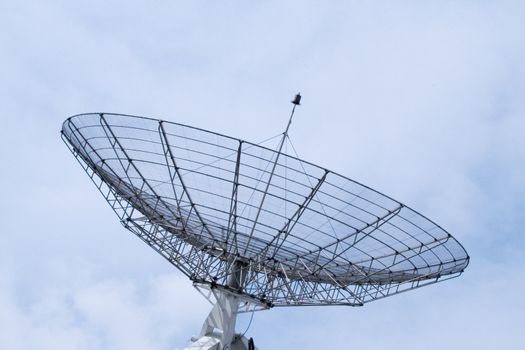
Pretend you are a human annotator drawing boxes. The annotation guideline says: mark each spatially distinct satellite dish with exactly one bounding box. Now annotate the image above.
[61,96,469,350]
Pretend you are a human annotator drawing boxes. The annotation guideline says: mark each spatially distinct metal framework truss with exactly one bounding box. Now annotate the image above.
[62,113,469,308]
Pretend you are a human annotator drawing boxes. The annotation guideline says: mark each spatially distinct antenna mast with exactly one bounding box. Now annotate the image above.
[244,93,302,251]
[284,92,301,137]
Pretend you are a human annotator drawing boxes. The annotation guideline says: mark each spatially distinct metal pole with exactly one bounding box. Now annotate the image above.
[244,94,302,254]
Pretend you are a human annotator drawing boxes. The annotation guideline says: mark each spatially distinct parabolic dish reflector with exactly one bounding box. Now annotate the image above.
[62,113,469,307]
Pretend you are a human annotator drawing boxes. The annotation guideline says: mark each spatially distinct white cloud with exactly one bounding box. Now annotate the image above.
[0,270,209,350]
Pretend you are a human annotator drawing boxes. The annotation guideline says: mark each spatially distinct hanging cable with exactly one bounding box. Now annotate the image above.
[240,308,256,338]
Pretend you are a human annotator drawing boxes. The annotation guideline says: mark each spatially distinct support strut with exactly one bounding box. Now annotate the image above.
[183,263,258,350]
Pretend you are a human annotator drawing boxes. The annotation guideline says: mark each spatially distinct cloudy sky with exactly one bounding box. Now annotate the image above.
[1,1,524,349]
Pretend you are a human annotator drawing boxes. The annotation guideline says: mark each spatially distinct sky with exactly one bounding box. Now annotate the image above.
[0,1,524,349]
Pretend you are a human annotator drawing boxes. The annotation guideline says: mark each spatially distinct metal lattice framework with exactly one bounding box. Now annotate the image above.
[62,113,469,308]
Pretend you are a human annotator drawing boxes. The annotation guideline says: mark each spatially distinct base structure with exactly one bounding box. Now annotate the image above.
[183,288,259,350]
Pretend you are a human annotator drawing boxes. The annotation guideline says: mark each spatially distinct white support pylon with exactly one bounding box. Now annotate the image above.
[200,291,240,346]
[183,290,258,350]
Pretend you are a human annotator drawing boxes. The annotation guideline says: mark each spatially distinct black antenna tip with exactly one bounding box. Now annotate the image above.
[291,93,301,105]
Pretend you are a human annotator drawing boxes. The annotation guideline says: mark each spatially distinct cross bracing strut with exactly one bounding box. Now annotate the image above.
[158,121,215,240]
[226,141,243,256]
